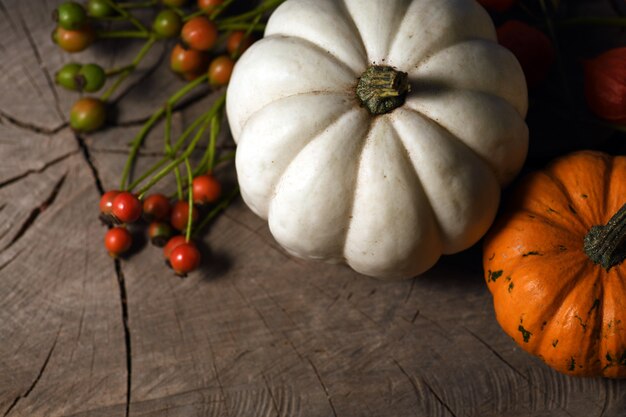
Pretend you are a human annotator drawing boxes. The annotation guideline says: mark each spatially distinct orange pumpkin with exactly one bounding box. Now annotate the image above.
[483,151,626,378]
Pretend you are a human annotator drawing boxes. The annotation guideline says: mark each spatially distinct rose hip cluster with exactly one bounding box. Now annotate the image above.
[52,0,258,133]
[100,173,221,276]
[159,1,254,84]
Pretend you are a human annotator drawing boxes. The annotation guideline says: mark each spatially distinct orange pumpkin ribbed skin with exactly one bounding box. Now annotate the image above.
[483,151,626,378]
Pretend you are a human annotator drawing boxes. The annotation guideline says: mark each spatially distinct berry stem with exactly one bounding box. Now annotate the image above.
[105,64,134,77]
[216,22,265,31]
[101,35,157,101]
[126,98,223,192]
[192,186,240,237]
[101,0,149,33]
[135,106,215,199]
[174,165,184,201]
[117,0,158,8]
[164,103,173,156]
[119,74,209,191]
[218,0,284,24]
[97,30,151,39]
[194,112,221,175]
[209,0,236,19]
[184,157,194,242]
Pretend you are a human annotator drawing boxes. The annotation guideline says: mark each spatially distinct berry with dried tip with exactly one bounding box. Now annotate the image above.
[181,16,218,51]
[208,55,234,86]
[170,43,209,74]
[104,226,132,257]
[54,1,88,30]
[112,192,143,223]
[55,62,82,90]
[77,63,106,92]
[170,200,199,231]
[143,193,171,222]
[153,9,183,39]
[192,174,221,205]
[70,97,106,132]
[149,222,174,247]
[54,25,96,53]
[99,190,121,224]
[169,242,201,275]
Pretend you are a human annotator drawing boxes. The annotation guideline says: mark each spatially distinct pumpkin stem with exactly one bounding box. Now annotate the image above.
[356,65,410,115]
[584,203,626,270]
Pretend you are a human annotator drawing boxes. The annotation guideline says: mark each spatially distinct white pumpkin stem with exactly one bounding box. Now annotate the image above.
[356,65,410,115]
[584,202,626,270]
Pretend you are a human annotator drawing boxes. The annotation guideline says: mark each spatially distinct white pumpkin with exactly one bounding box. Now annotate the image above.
[226,0,528,279]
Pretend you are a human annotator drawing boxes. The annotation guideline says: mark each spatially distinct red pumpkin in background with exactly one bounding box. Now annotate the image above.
[497,20,555,89]
[583,47,626,126]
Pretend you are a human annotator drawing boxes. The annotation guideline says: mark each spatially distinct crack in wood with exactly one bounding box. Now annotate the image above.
[1,173,67,253]
[0,0,16,32]
[462,326,579,417]
[420,377,459,417]
[262,374,281,417]
[0,111,67,135]
[0,150,78,190]
[113,259,132,417]
[3,326,61,416]
[74,134,105,194]
[307,357,338,417]
[391,358,425,417]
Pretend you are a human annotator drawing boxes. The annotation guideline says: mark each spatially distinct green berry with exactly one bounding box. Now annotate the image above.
[54,2,88,30]
[55,63,82,90]
[77,63,106,92]
[86,0,116,18]
[152,9,183,38]
[70,98,106,132]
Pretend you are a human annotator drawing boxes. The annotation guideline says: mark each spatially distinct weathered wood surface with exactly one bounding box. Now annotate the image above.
[1,1,626,416]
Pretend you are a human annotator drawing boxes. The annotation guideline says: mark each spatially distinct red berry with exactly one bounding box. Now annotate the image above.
[100,190,120,215]
[149,221,173,247]
[70,97,106,132]
[169,242,201,275]
[54,25,96,53]
[192,174,221,205]
[112,192,142,223]
[163,235,187,260]
[226,31,254,58]
[104,227,132,256]
[208,55,234,86]
[181,16,218,51]
[496,20,555,89]
[583,47,626,126]
[142,193,171,221]
[170,200,199,231]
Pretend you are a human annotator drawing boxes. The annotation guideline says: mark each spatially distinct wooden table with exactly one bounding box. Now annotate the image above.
[1,0,625,415]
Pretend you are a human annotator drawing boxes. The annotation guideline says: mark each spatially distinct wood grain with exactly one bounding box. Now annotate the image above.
[1,1,625,416]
